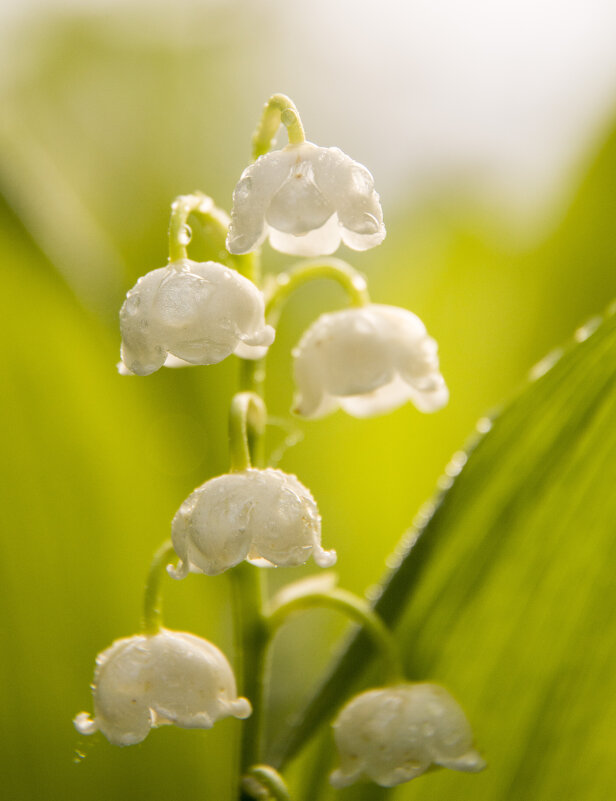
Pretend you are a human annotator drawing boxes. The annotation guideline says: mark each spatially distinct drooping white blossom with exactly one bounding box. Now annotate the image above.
[293,304,448,419]
[169,468,336,578]
[73,629,251,746]
[331,683,485,788]
[119,260,275,376]
[226,142,385,257]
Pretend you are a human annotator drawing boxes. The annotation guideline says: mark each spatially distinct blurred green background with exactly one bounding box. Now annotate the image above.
[1,2,615,800]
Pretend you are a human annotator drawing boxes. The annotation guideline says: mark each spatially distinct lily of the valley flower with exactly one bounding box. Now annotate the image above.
[331,683,485,788]
[293,304,448,419]
[73,629,251,746]
[169,468,336,578]
[226,142,385,257]
[119,259,274,376]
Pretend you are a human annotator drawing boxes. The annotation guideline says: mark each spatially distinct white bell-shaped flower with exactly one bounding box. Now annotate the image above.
[170,468,336,578]
[119,259,275,376]
[331,683,485,788]
[73,629,251,746]
[293,304,448,419]
[226,142,385,257]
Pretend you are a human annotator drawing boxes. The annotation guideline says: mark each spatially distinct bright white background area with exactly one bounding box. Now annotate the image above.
[2,0,616,232]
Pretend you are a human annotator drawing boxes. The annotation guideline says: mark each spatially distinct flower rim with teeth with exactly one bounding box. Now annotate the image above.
[73,629,251,746]
[119,259,275,376]
[169,467,336,578]
[293,303,448,419]
[330,683,485,788]
[226,142,385,257]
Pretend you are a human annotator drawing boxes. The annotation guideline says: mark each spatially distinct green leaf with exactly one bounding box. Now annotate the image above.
[271,304,616,801]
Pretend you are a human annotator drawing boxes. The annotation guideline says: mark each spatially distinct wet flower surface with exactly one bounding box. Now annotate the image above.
[170,467,336,577]
[226,142,385,257]
[73,629,251,746]
[119,259,274,376]
[293,304,448,418]
[331,683,485,788]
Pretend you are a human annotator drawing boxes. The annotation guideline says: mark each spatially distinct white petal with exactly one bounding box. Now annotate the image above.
[227,149,297,254]
[77,630,251,746]
[162,354,193,368]
[171,475,253,576]
[233,341,269,360]
[266,152,334,235]
[267,213,341,257]
[292,334,333,418]
[227,141,385,256]
[312,146,386,251]
[339,376,414,418]
[119,260,274,374]
[171,468,333,573]
[407,378,449,413]
[292,304,447,418]
[331,683,483,788]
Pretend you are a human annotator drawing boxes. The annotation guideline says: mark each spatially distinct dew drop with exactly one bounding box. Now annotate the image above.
[529,348,563,381]
[235,177,252,200]
[178,225,192,246]
[437,475,454,491]
[351,275,367,292]
[385,553,402,570]
[73,750,86,764]
[445,450,467,478]
[476,416,493,434]
[574,316,601,343]
[365,584,383,602]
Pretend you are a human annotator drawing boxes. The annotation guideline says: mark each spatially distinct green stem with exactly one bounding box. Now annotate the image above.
[231,563,269,781]
[168,192,218,263]
[265,259,370,326]
[228,391,270,797]
[229,391,267,472]
[242,765,292,801]
[267,589,403,684]
[167,191,255,278]
[252,94,306,160]
[141,540,176,634]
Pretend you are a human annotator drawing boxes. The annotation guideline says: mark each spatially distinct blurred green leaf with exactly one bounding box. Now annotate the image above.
[274,303,616,801]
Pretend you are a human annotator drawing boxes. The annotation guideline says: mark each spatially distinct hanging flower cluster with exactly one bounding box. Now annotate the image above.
[74,630,251,746]
[330,683,485,788]
[169,468,336,578]
[75,94,483,799]
[293,304,448,418]
[119,259,274,376]
[226,142,386,257]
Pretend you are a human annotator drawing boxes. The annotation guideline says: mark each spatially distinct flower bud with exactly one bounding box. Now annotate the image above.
[293,304,448,418]
[119,260,274,376]
[331,683,485,788]
[226,142,385,257]
[170,468,336,578]
[73,629,251,746]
